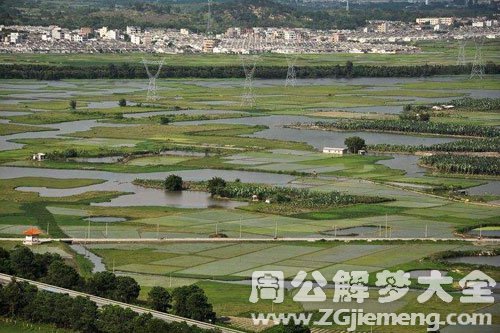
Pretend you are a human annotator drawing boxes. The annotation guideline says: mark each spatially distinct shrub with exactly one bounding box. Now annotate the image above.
[164,175,183,191]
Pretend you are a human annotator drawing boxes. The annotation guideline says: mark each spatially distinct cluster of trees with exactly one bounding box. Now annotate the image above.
[312,120,499,138]
[1,63,498,80]
[0,246,216,323]
[164,175,184,191]
[344,136,366,153]
[420,154,500,176]
[400,105,431,122]
[0,279,218,333]
[0,247,140,303]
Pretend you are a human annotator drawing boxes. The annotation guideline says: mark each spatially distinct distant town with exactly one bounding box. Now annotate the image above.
[0,15,497,55]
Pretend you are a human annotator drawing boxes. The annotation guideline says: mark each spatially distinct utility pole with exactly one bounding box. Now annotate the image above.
[105,222,108,238]
[87,220,91,240]
[425,224,428,238]
[157,222,160,239]
[385,214,388,238]
[274,220,278,239]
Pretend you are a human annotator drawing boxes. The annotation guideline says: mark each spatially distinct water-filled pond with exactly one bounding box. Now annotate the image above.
[0,119,132,151]
[446,255,500,267]
[376,154,427,178]
[468,228,500,238]
[175,115,459,149]
[2,166,293,208]
[72,156,124,164]
[69,244,106,273]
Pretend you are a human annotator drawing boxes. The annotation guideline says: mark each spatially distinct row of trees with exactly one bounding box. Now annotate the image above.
[1,63,498,80]
[0,246,216,323]
[0,279,217,333]
[0,246,140,303]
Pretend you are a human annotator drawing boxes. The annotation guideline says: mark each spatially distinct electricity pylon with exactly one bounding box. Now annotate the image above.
[206,0,213,36]
[470,39,485,80]
[141,58,165,101]
[240,55,260,108]
[456,39,467,66]
[285,54,298,88]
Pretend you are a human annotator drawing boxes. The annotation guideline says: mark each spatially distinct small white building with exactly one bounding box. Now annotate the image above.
[323,147,347,155]
[23,227,42,246]
[32,153,46,161]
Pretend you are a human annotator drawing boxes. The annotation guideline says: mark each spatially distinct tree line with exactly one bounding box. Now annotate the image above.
[0,246,217,332]
[1,62,498,80]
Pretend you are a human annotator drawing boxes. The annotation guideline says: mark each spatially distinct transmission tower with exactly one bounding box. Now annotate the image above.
[207,0,213,36]
[470,39,485,79]
[285,54,298,88]
[240,55,260,108]
[346,0,350,11]
[141,58,165,101]
[456,39,467,66]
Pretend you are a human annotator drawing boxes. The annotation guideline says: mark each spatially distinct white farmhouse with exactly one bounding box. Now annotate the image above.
[323,147,347,155]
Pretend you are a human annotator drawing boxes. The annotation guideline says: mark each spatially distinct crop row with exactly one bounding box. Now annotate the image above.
[369,137,500,153]
[311,120,499,138]
[420,154,500,175]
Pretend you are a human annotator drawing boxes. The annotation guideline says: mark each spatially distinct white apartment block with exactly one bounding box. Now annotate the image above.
[416,17,454,26]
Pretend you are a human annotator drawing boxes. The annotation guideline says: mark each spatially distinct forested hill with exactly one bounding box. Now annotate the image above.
[0,0,497,31]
